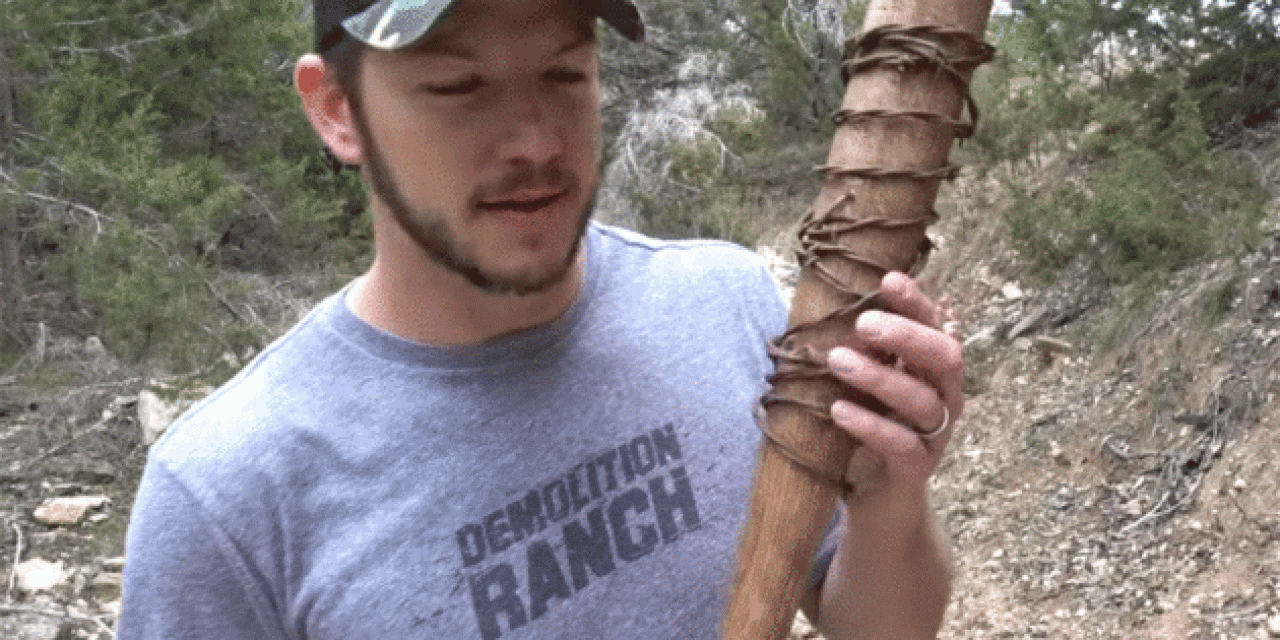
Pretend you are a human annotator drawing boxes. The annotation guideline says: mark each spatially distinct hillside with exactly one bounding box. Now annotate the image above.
[787,126,1280,638]
[2,128,1278,638]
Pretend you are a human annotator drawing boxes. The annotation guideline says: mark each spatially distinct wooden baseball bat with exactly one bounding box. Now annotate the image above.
[722,0,994,637]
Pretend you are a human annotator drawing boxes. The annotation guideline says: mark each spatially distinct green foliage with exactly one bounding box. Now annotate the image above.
[2,0,371,367]
[984,0,1276,285]
[1201,275,1242,327]
[707,106,769,157]
[633,181,762,249]
[1094,270,1162,355]
[668,139,723,188]
[1001,81,1268,283]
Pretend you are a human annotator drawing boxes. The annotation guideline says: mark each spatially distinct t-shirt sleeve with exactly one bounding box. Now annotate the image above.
[119,460,289,640]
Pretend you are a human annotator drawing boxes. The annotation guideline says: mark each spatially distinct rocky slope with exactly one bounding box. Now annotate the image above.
[3,155,1280,639]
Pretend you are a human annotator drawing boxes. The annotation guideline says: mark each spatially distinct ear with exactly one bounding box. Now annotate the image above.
[294,54,364,166]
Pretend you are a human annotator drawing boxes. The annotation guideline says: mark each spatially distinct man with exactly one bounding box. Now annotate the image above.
[119,0,964,638]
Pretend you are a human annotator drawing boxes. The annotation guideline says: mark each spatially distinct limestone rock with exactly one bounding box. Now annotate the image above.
[1009,306,1047,338]
[0,613,64,640]
[32,495,110,526]
[964,326,999,352]
[13,558,68,594]
[138,389,181,445]
[83,336,107,358]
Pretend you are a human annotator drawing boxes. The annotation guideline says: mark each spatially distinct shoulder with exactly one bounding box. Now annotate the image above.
[145,295,344,508]
[588,223,788,339]
[591,223,775,290]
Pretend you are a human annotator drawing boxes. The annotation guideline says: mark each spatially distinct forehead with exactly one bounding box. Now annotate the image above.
[414,0,595,52]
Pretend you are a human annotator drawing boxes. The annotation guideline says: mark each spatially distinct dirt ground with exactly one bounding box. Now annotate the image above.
[3,174,1280,639]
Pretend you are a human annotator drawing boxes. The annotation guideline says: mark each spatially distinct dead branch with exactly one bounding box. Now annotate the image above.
[224,176,279,224]
[203,279,248,325]
[5,522,21,603]
[0,604,114,629]
[52,26,201,63]
[2,189,110,236]
[54,8,165,28]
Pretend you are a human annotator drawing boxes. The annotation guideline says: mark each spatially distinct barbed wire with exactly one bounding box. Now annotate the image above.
[757,22,995,496]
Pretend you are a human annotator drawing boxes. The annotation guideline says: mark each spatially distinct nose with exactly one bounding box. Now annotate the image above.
[495,88,564,166]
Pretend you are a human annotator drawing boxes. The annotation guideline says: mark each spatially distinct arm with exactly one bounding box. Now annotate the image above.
[811,271,963,639]
[120,460,289,640]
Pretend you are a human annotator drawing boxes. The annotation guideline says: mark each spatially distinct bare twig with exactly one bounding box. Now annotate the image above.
[54,8,164,28]
[2,189,110,236]
[28,414,115,465]
[203,279,248,325]
[93,615,116,638]
[0,604,109,627]
[52,26,201,63]
[224,176,279,224]
[5,523,21,603]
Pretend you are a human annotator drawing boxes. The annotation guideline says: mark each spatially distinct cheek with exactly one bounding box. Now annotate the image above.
[372,111,477,196]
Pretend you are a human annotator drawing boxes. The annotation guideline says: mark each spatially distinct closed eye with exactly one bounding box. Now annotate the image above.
[545,68,587,84]
[423,75,484,96]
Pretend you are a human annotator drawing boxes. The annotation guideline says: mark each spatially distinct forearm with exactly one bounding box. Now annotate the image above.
[815,504,954,640]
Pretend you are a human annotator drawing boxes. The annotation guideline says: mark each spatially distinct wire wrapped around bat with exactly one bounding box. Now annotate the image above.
[756,23,994,495]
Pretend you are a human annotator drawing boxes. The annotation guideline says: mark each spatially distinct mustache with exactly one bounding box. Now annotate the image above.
[474,163,577,203]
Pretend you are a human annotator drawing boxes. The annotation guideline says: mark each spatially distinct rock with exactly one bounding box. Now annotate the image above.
[0,613,65,640]
[1268,613,1280,637]
[1035,336,1073,355]
[1001,282,1024,301]
[138,390,181,445]
[32,495,110,526]
[1049,441,1070,466]
[83,336,107,358]
[71,460,116,485]
[14,558,69,594]
[1009,306,1048,338]
[100,599,122,618]
[32,322,48,365]
[964,326,999,352]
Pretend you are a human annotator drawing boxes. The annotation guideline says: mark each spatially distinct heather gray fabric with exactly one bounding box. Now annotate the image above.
[120,223,817,640]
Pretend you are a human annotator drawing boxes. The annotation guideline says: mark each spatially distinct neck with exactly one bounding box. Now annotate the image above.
[346,222,588,348]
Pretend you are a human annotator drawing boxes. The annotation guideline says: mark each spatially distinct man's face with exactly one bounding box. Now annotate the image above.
[351,0,602,296]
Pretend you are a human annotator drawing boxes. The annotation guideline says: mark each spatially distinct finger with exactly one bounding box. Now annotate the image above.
[828,346,946,436]
[855,310,965,414]
[830,399,939,478]
[877,271,943,330]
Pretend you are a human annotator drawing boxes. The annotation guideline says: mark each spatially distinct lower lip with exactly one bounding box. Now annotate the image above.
[482,194,566,230]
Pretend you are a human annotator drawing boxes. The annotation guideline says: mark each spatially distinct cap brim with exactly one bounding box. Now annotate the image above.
[342,0,643,51]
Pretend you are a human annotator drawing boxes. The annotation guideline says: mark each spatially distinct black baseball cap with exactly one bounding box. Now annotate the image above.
[315,0,645,53]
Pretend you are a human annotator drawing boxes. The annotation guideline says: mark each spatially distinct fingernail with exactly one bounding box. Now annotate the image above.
[856,310,883,336]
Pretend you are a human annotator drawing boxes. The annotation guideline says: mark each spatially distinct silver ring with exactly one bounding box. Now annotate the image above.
[919,405,950,441]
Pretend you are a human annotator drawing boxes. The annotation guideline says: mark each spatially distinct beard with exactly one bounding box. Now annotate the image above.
[352,108,595,298]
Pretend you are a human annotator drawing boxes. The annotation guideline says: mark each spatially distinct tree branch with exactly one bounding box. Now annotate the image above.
[2,189,110,236]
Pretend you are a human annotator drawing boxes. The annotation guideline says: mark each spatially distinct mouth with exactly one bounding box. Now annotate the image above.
[477,191,565,215]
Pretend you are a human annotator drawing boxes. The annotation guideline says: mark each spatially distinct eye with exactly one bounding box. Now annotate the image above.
[544,68,587,84]
[423,75,484,96]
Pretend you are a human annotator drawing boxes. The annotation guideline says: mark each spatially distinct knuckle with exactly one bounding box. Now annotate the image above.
[940,341,964,372]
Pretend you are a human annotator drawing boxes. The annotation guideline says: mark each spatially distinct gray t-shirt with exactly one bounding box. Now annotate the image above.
[120,223,798,639]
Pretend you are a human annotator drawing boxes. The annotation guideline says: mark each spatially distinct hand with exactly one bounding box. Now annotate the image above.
[825,271,964,535]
